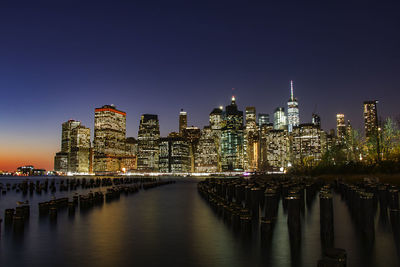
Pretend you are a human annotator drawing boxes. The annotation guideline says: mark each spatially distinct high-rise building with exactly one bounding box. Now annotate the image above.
[61,120,81,153]
[93,105,127,173]
[159,136,190,173]
[69,126,91,173]
[287,80,300,132]
[274,107,287,130]
[123,137,138,171]
[363,100,378,138]
[221,96,244,171]
[258,113,269,126]
[179,109,187,135]
[312,113,321,128]
[336,114,346,142]
[244,107,259,171]
[137,114,160,171]
[209,107,224,130]
[182,126,201,172]
[208,107,224,171]
[260,128,289,172]
[54,120,91,173]
[291,124,323,166]
[194,126,219,172]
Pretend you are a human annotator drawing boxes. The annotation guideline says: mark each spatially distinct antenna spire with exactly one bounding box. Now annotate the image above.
[290,80,294,101]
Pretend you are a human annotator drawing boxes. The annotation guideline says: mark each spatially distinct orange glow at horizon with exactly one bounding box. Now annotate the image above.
[0,136,58,172]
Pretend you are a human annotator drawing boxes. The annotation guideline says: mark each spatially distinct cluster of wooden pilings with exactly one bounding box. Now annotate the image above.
[0,177,162,195]
[4,205,30,232]
[198,177,348,266]
[336,180,400,245]
[1,178,175,234]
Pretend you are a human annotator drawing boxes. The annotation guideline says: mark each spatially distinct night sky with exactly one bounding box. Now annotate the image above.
[0,1,399,171]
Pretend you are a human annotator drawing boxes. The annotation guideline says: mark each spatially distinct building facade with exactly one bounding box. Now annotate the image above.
[274,107,287,130]
[159,137,190,173]
[179,109,187,135]
[194,126,219,172]
[287,80,300,132]
[260,128,290,171]
[69,125,91,173]
[221,96,244,171]
[363,100,378,138]
[291,124,323,167]
[137,114,160,171]
[336,114,346,142]
[93,105,127,173]
[54,120,91,173]
[258,113,269,127]
[244,107,259,171]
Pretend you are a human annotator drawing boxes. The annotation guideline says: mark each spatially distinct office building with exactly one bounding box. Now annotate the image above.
[137,114,160,171]
[287,80,300,132]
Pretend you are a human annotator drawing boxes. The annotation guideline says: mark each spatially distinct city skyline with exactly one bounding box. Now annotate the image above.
[1,1,399,171]
[0,89,393,171]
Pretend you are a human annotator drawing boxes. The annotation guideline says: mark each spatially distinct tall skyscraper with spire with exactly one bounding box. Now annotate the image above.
[287,80,299,132]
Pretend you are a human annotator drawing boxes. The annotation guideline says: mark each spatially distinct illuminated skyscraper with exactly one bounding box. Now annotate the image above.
[208,107,224,171]
[336,114,346,141]
[69,126,91,173]
[210,107,224,130]
[54,120,90,173]
[195,126,219,172]
[244,107,259,171]
[179,109,187,135]
[258,113,269,126]
[182,126,201,172]
[93,105,127,173]
[54,119,81,173]
[363,100,378,138]
[312,113,321,128]
[61,120,81,153]
[273,107,287,130]
[159,136,190,173]
[260,128,289,171]
[287,80,300,132]
[221,96,244,171]
[137,114,160,171]
[291,124,323,166]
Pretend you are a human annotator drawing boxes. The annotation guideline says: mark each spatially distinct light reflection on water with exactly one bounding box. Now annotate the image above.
[0,177,399,267]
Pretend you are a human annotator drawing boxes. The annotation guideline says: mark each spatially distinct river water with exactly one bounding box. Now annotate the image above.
[0,177,399,267]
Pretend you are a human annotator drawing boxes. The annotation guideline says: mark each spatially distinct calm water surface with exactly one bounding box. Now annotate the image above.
[0,177,399,267]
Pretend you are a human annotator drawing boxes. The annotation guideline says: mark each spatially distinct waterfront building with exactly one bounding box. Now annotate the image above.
[54,119,91,173]
[287,80,300,132]
[273,107,287,130]
[17,165,34,175]
[93,105,128,173]
[179,109,187,135]
[244,107,259,171]
[123,137,138,171]
[258,113,269,127]
[137,114,160,171]
[159,136,190,173]
[260,128,289,171]
[61,120,81,153]
[363,100,378,138]
[195,126,219,172]
[312,113,321,128]
[182,126,201,172]
[54,152,68,173]
[291,124,323,166]
[336,114,346,142]
[221,96,244,171]
[69,125,91,173]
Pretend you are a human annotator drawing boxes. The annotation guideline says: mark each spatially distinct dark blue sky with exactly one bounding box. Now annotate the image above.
[0,0,399,170]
